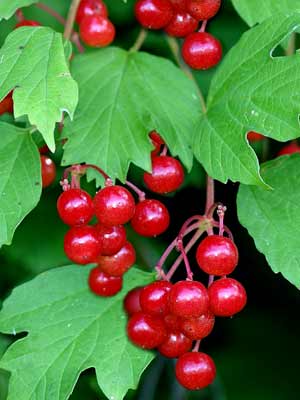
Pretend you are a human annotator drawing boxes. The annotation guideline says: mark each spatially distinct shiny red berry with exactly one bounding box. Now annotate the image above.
[144,155,184,194]
[135,0,174,29]
[186,0,221,20]
[57,188,94,226]
[140,281,172,315]
[89,267,122,296]
[278,142,300,156]
[94,185,135,226]
[97,241,136,276]
[40,155,56,188]
[168,280,209,318]
[170,0,188,12]
[76,0,108,24]
[131,199,170,237]
[175,352,216,390]
[0,92,13,115]
[182,32,222,70]
[127,311,167,349]
[64,225,102,265]
[79,15,115,47]
[247,131,264,142]
[15,20,40,28]
[150,130,165,156]
[96,224,126,256]
[164,314,182,332]
[208,277,247,317]
[165,12,198,37]
[180,311,215,340]
[124,287,143,315]
[196,235,239,276]
[158,331,192,358]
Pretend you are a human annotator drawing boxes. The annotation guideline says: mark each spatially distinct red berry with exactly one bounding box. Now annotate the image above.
[64,225,102,265]
[89,267,122,296]
[127,311,167,349]
[143,155,184,194]
[208,277,247,317]
[57,188,94,226]
[186,0,221,20]
[158,331,192,358]
[168,280,209,318]
[39,145,49,154]
[150,130,165,156]
[40,155,56,188]
[170,0,188,12]
[94,185,135,226]
[131,199,170,237]
[140,281,172,315]
[135,0,174,29]
[79,15,115,47]
[124,287,143,315]
[96,224,126,256]
[182,32,222,70]
[0,92,13,115]
[196,235,239,276]
[278,142,300,156]
[164,314,182,332]
[165,12,198,37]
[180,311,215,340]
[15,20,40,28]
[76,0,108,24]
[175,352,216,390]
[97,241,136,276]
[247,131,264,142]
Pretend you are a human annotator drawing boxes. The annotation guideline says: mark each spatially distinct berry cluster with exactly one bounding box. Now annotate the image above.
[124,209,246,390]
[57,132,184,296]
[134,0,222,69]
[76,0,115,48]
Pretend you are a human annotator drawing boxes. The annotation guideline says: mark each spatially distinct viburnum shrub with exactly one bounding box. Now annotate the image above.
[0,0,300,399]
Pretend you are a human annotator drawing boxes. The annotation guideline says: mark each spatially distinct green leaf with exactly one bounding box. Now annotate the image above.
[231,0,300,26]
[0,27,78,152]
[237,154,300,288]
[193,13,300,186]
[0,0,38,21]
[63,48,200,183]
[0,266,155,400]
[0,121,41,247]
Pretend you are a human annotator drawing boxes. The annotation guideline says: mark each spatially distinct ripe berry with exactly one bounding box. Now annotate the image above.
[15,20,40,28]
[57,188,94,226]
[135,0,174,29]
[165,12,198,37]
[182,32,222,70]
[180,311,215,340]
[158,331,192,358]
[168,280,209,318]
[89,267,122,296]
[39,145,49,154]
[131,199,170,237]
[40,155,56,188]
[79,15,115,47]
[64,225,102,265]
[0,92,13,115]
[164,314,182,332]
[140,281,172,315]
[150,130,165,156]
[278,142,300,156]
[94,185,135,226]
[208,277,247,317]
[170,0,188,12]
[247,131,264,142]
[127,311,167,349]
[96,224,126,256]
[186,0,221,20]
[143,155,184,194]
[97,241,136,276]
[175,352,216,390]
[196,235,239,276]
[124,287,143,315]
[76,0,108,24]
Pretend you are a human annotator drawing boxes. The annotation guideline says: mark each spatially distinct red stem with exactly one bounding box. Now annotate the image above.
[35,3,66,25]
[126,180,146,202]
[212,221,234,241]
[200,20,207,32]
[193,340,201,352]
[15,9,24,22]
[177,241,193,280]
[160,145,168,156]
